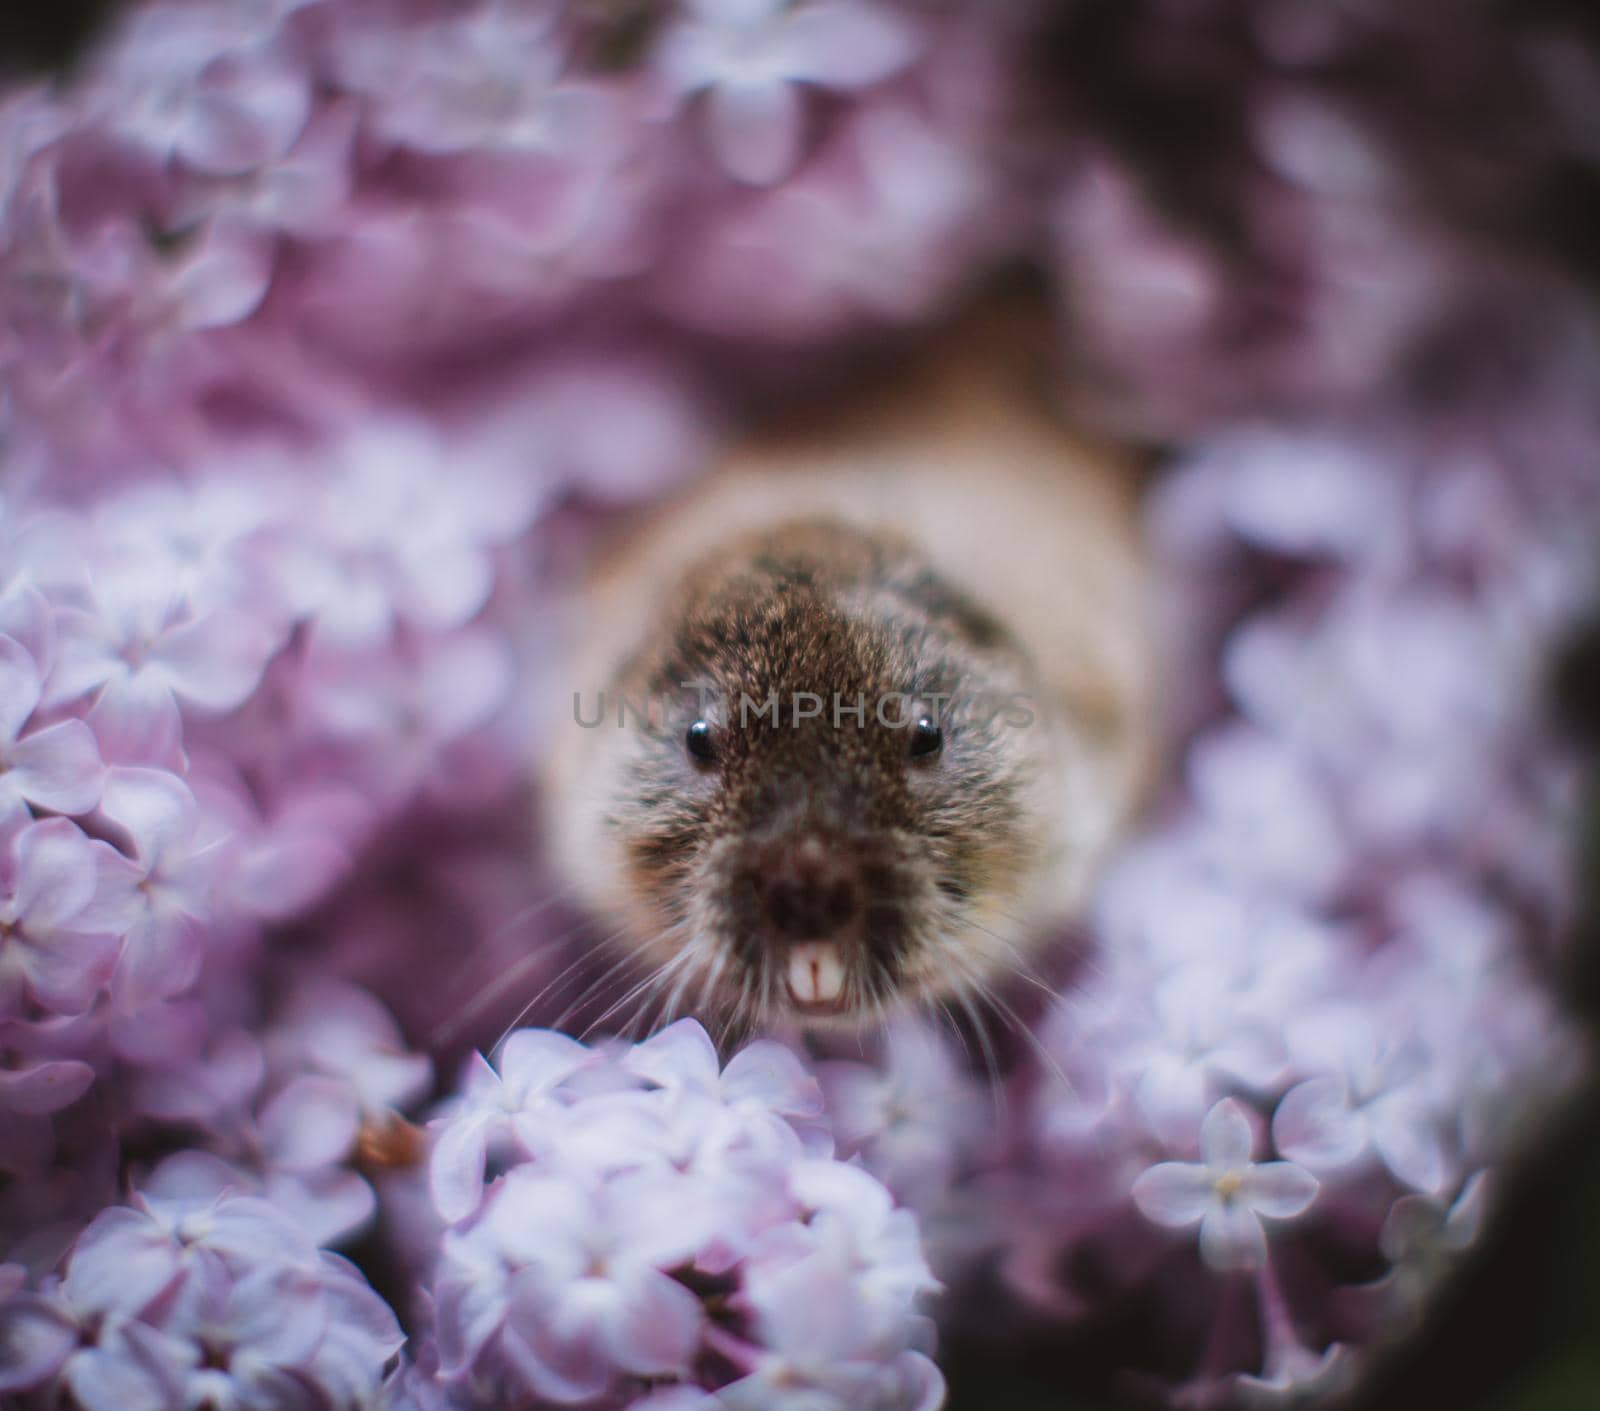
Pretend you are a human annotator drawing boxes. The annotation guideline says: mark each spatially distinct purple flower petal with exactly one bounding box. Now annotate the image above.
[781,3,920,87]
[224,1264,328,1365]
[708,78,804,185]
[65,1344,174,1411]
[722,1040,823,1117]
[1242,1162,1319,1219]
[1199,1097,1256,1169]
[264,1168,376,1248]
[258,1075,361,1171]
[0,634,42,742]
[111,913,204,1011]
[155,607,280,711]
[623,1018,721,1093]
[1369,1098,1449,1194]
[1130,1162,1213,1228]
[596,1264,704,1377]
[166,221,276,332]
[0,1057,95,1115]
[63,1208,182,1319]
[85,674,184,769]
[98,767,195,865]
[1272,1075,1366,1170]
[1198,1200,1268,1271]
[177,61,311,175]
[12,819,98,930]
[498,1029,592,1100]
[18,926,119,1016]
[429,1113,491,1225]
[8,720,105,815]
[0,1293,77,1394]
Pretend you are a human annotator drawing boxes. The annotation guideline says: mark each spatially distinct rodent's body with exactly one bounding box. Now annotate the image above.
[542,330,1154,1031]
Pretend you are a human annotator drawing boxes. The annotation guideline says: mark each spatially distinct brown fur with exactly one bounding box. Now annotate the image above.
[540,311,1156,1032]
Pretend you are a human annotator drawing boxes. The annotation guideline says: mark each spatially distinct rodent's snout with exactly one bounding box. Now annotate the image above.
[759,854,860,943]
[729,834,869,1013]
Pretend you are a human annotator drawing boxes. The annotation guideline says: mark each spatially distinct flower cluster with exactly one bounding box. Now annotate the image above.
[0,0,1005,481]
[1040,0,1600,438]
[993,400,1593,1396]
[0,1151,405,1409]
[402,1019,942,1410]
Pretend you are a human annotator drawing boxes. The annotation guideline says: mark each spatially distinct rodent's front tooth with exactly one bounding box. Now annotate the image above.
[787,941,845,1006]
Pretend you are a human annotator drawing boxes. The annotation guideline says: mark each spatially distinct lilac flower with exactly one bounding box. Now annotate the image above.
[623,1015,822,1120]
[82,1,312,175]
[428,1029,594,1222]
[147,216,279,333]
[0,819,121,1020]
[1183,724,1347,902]
[819,1019,985,1210]
[1120,967,1291,1146]
[434,1168,708,1401]
[267,420,537,649]
[0,1024,95,1117]
[1131,1099,1319,1272]
[62,1168,314,1323]
[722,1162,942,1410]
[47,556,285,767]
[419,1024,942,1408]
[0,1264,76,1394]
[0,634,104,820]
[665,100,991,338]
[1271,1012,1449,1195]
[134,1032,265,1139]
[26,1155,406,1411]
[175,103,359,239]
[1234,1264,1350,1404]
[658,0,920,184]
[67,1262,327,1411]
[1375,1171,1490,1319]
[134,978,433,1250]
[87,472,296,620]
[335,3,627,163]
[90,767,218,1011]
[266,978,434,1119]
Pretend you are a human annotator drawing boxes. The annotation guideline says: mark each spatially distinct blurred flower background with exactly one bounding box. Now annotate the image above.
[1,1,1598,1409]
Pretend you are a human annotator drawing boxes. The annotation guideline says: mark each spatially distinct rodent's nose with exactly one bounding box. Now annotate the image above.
[752,838,861,941]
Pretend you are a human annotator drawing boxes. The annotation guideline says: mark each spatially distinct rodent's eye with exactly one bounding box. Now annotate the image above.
[909,715,943,759]
[685,719,717,765]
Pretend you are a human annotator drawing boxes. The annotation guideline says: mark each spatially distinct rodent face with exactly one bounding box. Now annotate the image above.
[585,522,1061,1031]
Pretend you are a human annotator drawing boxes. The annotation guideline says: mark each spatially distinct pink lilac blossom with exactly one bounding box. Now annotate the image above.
[0,0,998,474]
[657,0,922,184]
[413,1019,941,1410]
[956,397,1600,1400]
[0,1153,404,1410]
[1040,1,1600,438]
[1131,1098,1319,1272]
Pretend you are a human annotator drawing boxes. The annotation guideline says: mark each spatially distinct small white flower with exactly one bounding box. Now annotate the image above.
[1131,1098,1319,1271]
[658,0,919,184]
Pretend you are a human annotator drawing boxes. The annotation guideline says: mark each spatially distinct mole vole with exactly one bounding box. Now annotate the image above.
[541,316,1155,1033]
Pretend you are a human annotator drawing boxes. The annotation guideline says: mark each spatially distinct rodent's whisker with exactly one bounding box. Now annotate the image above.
[960,915,1063,1002]
[580,945,697,1041]
[950,983,1007,1122]
[491,925,637,1051]
[656,943,715,1034]
[956,958,1075,1102]
[547,941,653,1038]
[434,912,612,1050]
[931,997,971,1068]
